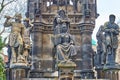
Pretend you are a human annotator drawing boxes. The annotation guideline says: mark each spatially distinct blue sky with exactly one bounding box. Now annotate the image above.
[92,0,120,41]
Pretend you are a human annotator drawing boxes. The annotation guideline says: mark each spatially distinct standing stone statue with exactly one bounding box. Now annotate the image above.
[23,18,33,63]
[96,25,106,65]
[4,13,26,68]
[103,14,119,65]
[72,0,81,12]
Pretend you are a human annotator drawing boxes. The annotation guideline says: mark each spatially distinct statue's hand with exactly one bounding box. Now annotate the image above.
[105,29,110,32]
[25,44,30,49]
[4,15,11,19]
[110,29,115,32]
[57,18,62,23]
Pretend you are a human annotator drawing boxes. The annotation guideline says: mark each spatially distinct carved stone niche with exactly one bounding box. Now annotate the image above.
[49,5,74,13]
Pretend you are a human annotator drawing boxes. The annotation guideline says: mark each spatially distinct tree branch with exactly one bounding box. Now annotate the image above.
[0,0,17,13]
[0,0,5,13]
[4,0,17,6]
[0,7,4,13]
[1,0,5,6]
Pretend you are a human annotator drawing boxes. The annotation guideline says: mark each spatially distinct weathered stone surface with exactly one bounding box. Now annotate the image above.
[26,0,97,79]
[21,78,109,80]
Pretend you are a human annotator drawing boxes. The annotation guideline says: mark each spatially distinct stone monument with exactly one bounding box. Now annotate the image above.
[4,13,28,68]
[103,14,119,66]
[26,0,98,79]
[96,25,106,66]
[95,14,120,80]
[4,13,30,80]
[53,9,77,80]
[5,0,101,80]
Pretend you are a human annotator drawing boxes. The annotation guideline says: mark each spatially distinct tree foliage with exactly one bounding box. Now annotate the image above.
[0,54,5,80]
[0,0,27,18]
[0,36,5,51]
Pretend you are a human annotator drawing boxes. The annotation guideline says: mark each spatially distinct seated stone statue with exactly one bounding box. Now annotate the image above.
[56,26,77,62]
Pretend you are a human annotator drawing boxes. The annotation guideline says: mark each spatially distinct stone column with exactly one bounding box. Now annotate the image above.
[31,22,43,71]
[78,23,95,79]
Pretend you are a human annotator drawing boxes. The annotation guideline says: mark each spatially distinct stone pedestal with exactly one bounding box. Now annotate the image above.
[80,70,94,79]
[95,66,105,79]
[103,64,120,80]
[95,62,120,80]
[6,59,29,80]
[58,61,76,80]
[9,65,29,80]
[6,68,12,80]
[11,69,27,80]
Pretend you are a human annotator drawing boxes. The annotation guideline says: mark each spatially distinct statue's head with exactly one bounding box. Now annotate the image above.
[14,13,22,22]
[109,14,115,24]
[100,25,104,31]
[58,9,66,18]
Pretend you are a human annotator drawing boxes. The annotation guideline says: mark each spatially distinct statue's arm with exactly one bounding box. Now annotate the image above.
[103,22,111,32]
[55,34,62,45]
[70,35,75,45]
[114,25,119,35]
[21,25,26,40]
[96,26,102,37]
[4,19,12,27]
[56,17,62,23]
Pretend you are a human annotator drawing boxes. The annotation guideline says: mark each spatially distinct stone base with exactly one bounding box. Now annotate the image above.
[80,69,94,79]
[21,78,109,80]
[58,61,76,68]
[10,63,28,69]
[58,61,76,80]
[104,63,120,70]
[95,65,104,70]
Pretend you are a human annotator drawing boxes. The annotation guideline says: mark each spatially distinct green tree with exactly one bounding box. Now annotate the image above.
[0,36,5,80]
[0,36,5,51]
[0,55,5,80]
[0,1,27,80]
